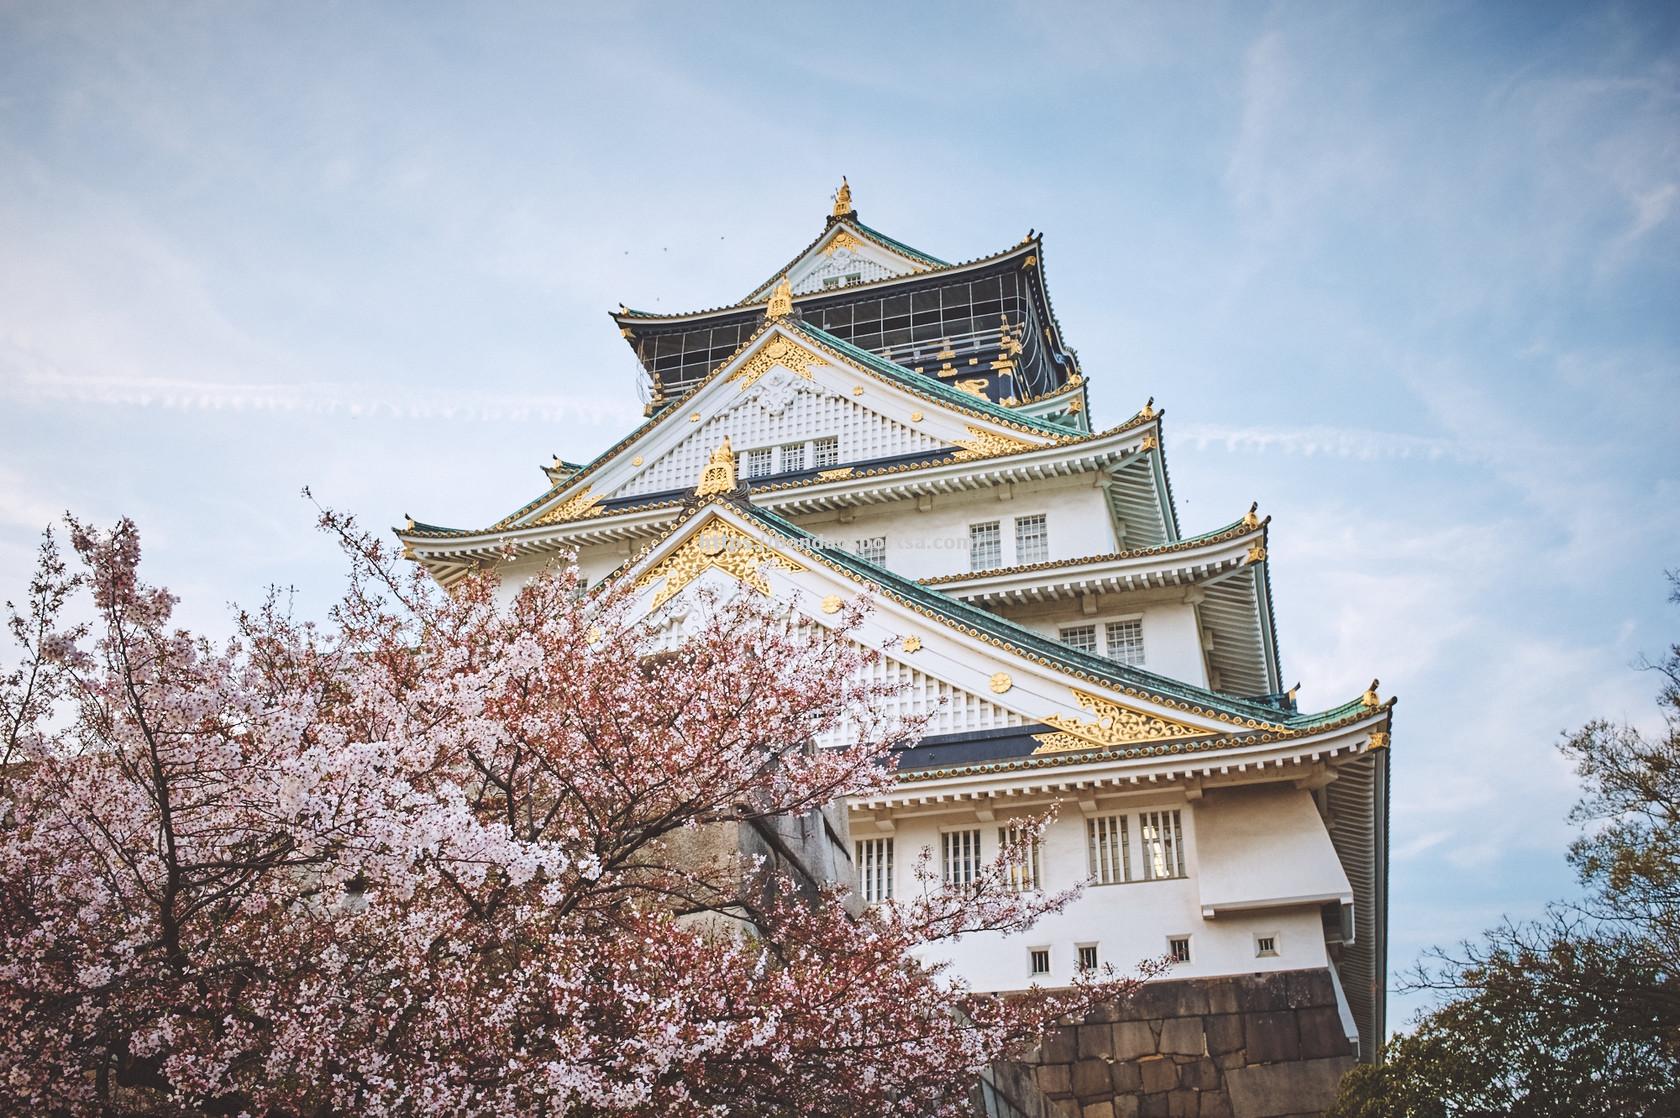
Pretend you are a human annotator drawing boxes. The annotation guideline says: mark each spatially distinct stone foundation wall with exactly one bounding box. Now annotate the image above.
[987,969,1355,1118]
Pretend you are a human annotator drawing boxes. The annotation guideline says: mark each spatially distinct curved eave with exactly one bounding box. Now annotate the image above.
[612,239,1041,328]
[922,518,1269,606]
[858,706,1394,806]
[396,421,1160,575]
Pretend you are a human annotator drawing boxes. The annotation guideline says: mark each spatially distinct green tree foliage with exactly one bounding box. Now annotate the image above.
[1331,573,1680,1118]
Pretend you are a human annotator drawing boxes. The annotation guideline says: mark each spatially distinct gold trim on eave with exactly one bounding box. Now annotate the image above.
[637,520,805,607]
[728,333,823,391]
[533,486,607,526]
[1032,689,1218,755]
[952,425,1038,461]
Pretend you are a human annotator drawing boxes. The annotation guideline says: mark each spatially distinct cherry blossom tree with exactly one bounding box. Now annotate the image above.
[1,512,1145,1116]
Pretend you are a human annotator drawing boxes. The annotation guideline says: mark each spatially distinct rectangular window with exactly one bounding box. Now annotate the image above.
[744,447,773,479]
[1029,948,1051,977]
[1105,618,1145,666]
[1014,514,1048,564]
[1077,944,1099,973]
[1060,624,1097,655]
[998,824,1041,892]
[855,536,887,565]
[969,521,1002,571]
[1255,934,1279,958]
[1140,810,1186,881]
[942,828,982,888]
[1169,936,1192,964]
[1086,814,1131,884]
[855,837,893,905]
[822,276,841,289]
[814,437,840,469]
[780,443,807,473]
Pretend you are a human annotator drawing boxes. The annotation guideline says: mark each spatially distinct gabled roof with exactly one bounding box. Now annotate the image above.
[740,215,947,305]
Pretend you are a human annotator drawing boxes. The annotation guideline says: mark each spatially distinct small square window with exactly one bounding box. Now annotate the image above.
[814,437,840,469]
[1105,618,1145,666]
[1077,944,1099,972]
[845,272,863,284]
[1060,625,1097,655]
[1255,934,1279,958]
[855,536,887,565]
[969,522,1002,571]
[1029,948,1051,977]
[822,276,842,289]
[1015,514,1048,564]
[743,447,773,479]
[1168,936,1191,964]
[780,443,807,472]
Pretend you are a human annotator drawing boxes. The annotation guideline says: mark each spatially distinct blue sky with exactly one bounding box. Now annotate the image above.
[2,2,1676,1029]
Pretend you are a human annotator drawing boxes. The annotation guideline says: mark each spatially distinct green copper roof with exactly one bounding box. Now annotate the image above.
[853,220,947,267]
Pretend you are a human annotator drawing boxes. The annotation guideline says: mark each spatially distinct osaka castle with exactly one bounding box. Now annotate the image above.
[397,182,1392,1105]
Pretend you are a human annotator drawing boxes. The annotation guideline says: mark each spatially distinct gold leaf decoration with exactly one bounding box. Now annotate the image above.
[989,672,1013,694]
[824,229,860,254]
[1031,688,1213,755]
[533,486,607,526]
[636,521,806,607]
[820,594,843,615]
[951,425,1039,462]
[729,334,823,391]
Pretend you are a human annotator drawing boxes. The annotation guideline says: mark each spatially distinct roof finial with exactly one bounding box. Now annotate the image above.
[695,436,737,497]
[832,176,853,219]
[1142,396,1155,419]
[1242,501,1260,528]
[1361,679,1381,708]
[767,275,794,318]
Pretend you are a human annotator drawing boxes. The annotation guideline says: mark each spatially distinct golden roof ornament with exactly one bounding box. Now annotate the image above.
[695,436,737,497]
[767,275,794,319]
[832,176,853,218]
[1142,396,1156,419]
[1361,679,1381,708]
[1242,501,1260,528]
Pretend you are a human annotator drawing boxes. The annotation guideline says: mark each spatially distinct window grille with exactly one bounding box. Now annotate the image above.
[780,442,807,473]
[814,437,840,469]
[1086,814,1131,884]
[1014,514,1048,564]
[855,536,887,565]
[855,838,893,905]
[1140,810,1186,880]
[1105,619,1145,666]
[1060,625,1097,655]
[1255,934,1278,958]
[1168,936,1191,963]
[1029,948,1051,977]
[969,521,1001,571]
[942,829,982,888]
[1077,945,1099,972]
[743,447,773,479]
[997,824,1041,892]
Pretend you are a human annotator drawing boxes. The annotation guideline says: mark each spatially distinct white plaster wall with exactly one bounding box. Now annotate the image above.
[487,543,640,607]
[857,789,1334,992]
[1007,600,1209,688]
[790,477,1117,583]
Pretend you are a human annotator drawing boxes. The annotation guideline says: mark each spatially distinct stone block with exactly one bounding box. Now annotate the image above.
[1110,1060,1143,1093]
[1205,978,1242,1015]
[1205,1013,1245,1055]
[1282,968,1335,1010]
[1235,973,1286,1013]
[1114,1097,1140,1118]
[1199,1091,1235,1118]
[1139,1055,1179,1094]
[1215,1051,1246,1071]
[1141,1094,1171,1118]
[1224,1056,1354,1118]
[1073,1058,1113,1099]
[1082,1102,1116,1118]
[1037,1063,1073,1098]
[1168,1090,1198,1118]
[1243,1011,1299,1065]
[1159,1016,1205,1056]
[1113,1019,1159,1061]
[1041,1025,1079,1064]
[1181,1057,1220,1091]
[1296,1006,1353,1060]
[1080,1023,1115,1059]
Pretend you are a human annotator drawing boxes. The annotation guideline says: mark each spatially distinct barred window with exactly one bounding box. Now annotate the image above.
[1169,936,1192,963]
[1140,810,1186,880]
[780,442,808,473]
[1029,948,1051,977]
[814,437,840,469]
[855,837,893,905]
[1255,934,1279,958]
[743,447,773,479]
[1015,514,1048,564]
[969,521,1001,571]
[1105,619,1145,666]
[998,824,1041,892]
[855,536,887,565]
[1077,944,1099,972]
[942,829,983,888]
[1060,624,1097,655]
[1086,814,1131,884]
